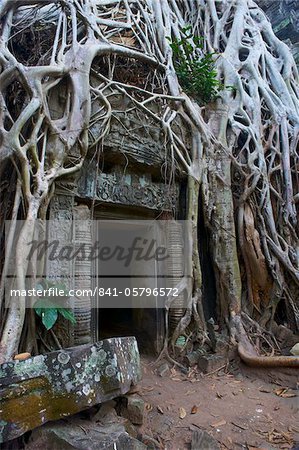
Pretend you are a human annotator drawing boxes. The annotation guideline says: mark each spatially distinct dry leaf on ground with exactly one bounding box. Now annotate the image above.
[211,419,226,428]
[257,428,293,446]
[179,407,186,419]
[274,388,296,398]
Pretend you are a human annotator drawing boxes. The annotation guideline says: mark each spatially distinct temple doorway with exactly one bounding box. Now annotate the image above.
[91,207,165,354]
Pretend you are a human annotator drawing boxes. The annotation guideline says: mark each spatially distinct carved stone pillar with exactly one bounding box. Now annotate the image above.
[73,204,92,345]
[47,193,75,348]
[166,221,185,331]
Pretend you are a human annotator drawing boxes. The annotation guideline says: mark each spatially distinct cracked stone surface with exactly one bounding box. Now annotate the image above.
[26,417,147,450]
[0,337,141,443]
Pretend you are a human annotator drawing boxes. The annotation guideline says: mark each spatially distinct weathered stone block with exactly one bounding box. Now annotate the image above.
[150,413,175,438]
[276,325,297,347]
[157,362,170,377]
[185,350,202,366]
[117,394,145,425]
[92,400,118,424]
[141,434,161,449]
[0,337,141,443]
[191,429,220,450]
[215,335,230,356]
[290,343,299,356]
[92,400,138,438]
[26,417,146,450]
[197,354,226,373]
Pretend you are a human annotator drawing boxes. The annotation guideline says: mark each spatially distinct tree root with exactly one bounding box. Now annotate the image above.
[238,342,299,368]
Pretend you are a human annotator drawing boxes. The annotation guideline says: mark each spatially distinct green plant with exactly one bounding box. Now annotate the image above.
[34,279,76,330]
[167,26,225,104]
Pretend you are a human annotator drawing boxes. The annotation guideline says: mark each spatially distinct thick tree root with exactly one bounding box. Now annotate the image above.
[238,343,299,367]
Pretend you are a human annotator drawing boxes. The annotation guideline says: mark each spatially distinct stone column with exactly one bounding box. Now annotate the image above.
[47,193,75,348]
[73,204,92,345]
[166,221,185,331]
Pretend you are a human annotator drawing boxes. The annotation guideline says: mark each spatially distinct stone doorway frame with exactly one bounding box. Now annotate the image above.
[92,206,165,354]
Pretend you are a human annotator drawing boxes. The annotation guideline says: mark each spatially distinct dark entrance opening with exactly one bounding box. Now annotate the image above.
[198,193,217,321]
[99,308,161,354]
[91,209,164,354]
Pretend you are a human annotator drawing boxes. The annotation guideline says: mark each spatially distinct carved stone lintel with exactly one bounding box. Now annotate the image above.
[78,170,179,211]
[90,111,165,168]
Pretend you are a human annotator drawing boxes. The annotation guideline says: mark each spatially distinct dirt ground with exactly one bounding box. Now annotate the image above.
[136,355,299,450]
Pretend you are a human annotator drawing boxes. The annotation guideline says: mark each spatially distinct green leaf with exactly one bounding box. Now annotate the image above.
[34,298,56,309]
[59,308,76,324]
[35,308,43,317]
[193,36,203,46]
[167,25,231,104]
[170,42,179,53]
[41,308,58,330]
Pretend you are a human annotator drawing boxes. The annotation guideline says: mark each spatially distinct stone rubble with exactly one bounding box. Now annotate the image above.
[0,337,141,443]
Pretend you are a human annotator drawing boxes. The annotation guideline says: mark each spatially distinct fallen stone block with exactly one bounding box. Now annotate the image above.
[26,417,146,450]
[0,337,141,443]
[215,335,230,356]
[91,400,118,424]
[197,354,226,373]
[117,394,145,425]
[157,362,170,377]
[150,412,175,439]
[290,343,299,355]
[92,400,138,438]
[141,434,161,449]
[185,350,202,366]
[275,325,297,347]
[191,429,220,450]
